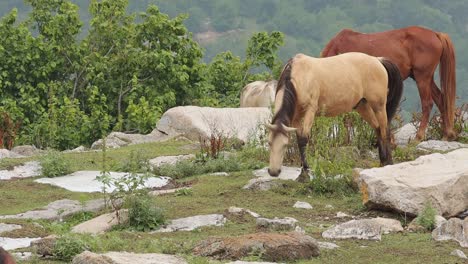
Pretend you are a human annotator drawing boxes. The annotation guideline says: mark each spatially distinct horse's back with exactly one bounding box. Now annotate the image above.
[289,52,388,116]
[240,80,276,107]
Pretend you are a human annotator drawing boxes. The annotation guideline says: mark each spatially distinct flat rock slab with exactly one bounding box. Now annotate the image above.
[0,237,41,250]
[322,218,403,241]
[35,171,170,193]
[294,201,313,209]
[357,149,468,217]
[227,206,260,218]
[72,251,188,264]
[253,166,312,181]
[91,130,173,150]
[156,106,271,142]
[243,177,284,191]
[193,232,320,261]
[154,214,226,232]
[0,223,22,234]
[417,140,468,152]
[432,217,468,248]
[149,154,195,168]
[0,161,42,180]
[0,199,106,220]
[72,210,128,234]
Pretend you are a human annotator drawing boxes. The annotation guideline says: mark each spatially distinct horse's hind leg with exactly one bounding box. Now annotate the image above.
[356,103,392,166]
[414,73,435,141]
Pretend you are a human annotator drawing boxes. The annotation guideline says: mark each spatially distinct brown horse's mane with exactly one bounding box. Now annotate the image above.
[272,58,297,130]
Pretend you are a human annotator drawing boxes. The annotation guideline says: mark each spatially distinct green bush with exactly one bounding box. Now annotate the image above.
[52,234,90,261]
[40,150,71,177]
[415,202,437,231]
[127,195,165,232]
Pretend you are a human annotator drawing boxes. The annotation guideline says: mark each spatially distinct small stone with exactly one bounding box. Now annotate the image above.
[293,201,313,209]
[336,212,350,218]
[243,177,283,191]
[211,172,229,177]
[325,204,334,209]
[450,249,467,259]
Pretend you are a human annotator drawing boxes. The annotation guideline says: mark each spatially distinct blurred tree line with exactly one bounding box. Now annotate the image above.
[0,0,282,150]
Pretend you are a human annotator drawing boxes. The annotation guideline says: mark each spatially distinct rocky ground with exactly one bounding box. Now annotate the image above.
[0,106,467,264]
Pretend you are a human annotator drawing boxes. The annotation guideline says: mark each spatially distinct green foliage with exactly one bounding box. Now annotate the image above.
[52,233,90,261]
[40,150,72,178]
[174,188,193,196]
[415,201,437,231]
[127,194,165,231]
[125,97,160,133]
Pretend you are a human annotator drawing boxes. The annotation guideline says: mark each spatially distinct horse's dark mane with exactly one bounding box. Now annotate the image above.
[272,58,297,130]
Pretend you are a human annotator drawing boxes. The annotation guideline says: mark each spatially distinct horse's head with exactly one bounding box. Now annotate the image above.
[266,123,297,176]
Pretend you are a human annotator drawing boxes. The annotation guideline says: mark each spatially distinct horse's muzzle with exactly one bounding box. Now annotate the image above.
[268,168,281,177]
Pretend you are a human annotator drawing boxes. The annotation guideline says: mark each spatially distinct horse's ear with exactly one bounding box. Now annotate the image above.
[266,123,278,131]
[281,124,297,133]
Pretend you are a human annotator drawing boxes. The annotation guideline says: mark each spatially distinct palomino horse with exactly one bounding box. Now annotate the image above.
[267,52,403,177]
[240,80,277,107]
[321,26,456,141]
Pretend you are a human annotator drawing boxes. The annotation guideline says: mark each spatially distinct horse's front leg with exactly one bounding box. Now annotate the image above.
[296,107,317,182]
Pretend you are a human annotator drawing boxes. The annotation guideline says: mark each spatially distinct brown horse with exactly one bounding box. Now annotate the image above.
[321,26,456,141]
[0,247,16,264]
[267,52,403,177]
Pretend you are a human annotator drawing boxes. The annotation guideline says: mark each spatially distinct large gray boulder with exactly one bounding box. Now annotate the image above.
[356,148,468,217]
[156,106,271,142]
[193,232,319,261]
[72,251,188,264]
[394,123,417,146]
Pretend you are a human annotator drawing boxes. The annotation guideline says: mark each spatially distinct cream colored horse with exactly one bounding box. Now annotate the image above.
[240,80,277,107]
[267,52,403,177]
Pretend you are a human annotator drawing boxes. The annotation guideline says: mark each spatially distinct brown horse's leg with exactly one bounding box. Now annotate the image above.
[430,80,456,140]
[414,76,434,141]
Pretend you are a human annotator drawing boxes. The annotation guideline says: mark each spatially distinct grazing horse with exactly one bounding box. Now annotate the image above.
[240,80,277,107]
[267,52,403,177]
[0,247,16,264]
[321,26,457,141]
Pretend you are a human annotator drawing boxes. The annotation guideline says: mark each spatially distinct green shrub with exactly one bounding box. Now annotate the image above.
[40,150,71,177]
[415,202,437,231]
[52,234,90,261]
[127,195,165,232]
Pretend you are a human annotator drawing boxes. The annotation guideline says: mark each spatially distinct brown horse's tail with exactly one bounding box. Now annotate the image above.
[0,247,17,264]
[436,32,456,139]
[379,58,404,123]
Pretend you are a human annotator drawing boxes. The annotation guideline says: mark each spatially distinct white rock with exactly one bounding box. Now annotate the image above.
[227,207,260,218]
[149,154,195,168]
[294,201,313,209]
[322,218,403,241]
[0,161,42,180]
[154,214,226,233]
[317,241,340,250]
[242,177,283,191]
[432,218,468,248]
[72,210,128,234]
[210,172,229,177]
[10,145,41,156]
[156,106,271,143]
[12,252,34,261]
[253,166,313,181]
[0,199,108,220]
[336,212,350,218]
[0,149,24,159]
[72,251,188,264]
[35,171,170,193]
[394,123,417,146]
[64,146,86,153]
[325,204,334,209]
[0,223,22,234]
[91,130,172,150]
[450,249,467,259]
[149,187,190,196]
[417,140,468,152]
[357,149,468,217]
[0,237,41,250]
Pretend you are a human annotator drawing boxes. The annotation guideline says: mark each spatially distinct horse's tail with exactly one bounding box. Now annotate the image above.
[379,58,404,123]
[436,32,456,138]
